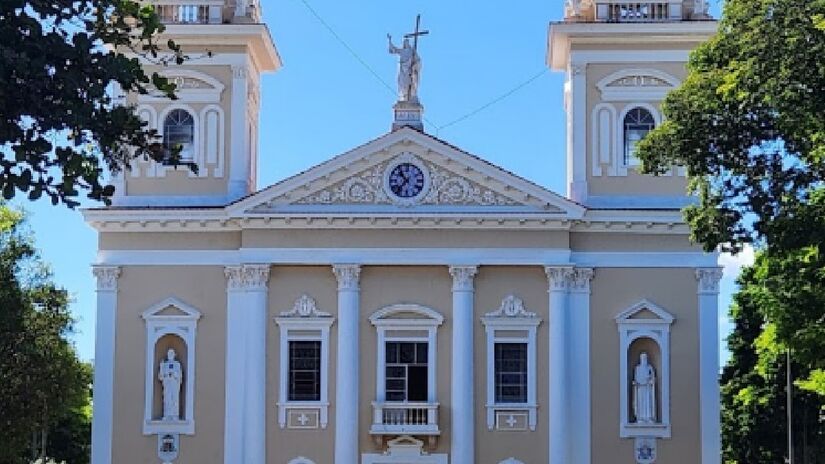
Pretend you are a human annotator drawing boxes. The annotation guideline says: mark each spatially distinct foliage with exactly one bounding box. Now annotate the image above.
[0,0,186,208]
[0,205,92,463]
[721,263,825,463]
[635,0,825,253]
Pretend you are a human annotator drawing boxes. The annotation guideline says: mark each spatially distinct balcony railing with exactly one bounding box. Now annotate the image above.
[595,1,682,21]
[151,1,224,24]
[370,402,440,435]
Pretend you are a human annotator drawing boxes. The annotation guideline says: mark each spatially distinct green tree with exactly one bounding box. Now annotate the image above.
[722,262,825,463]
[0,0,185,208]
[0,205,93,463]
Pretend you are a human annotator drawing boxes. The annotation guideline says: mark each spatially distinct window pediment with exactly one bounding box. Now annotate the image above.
[596,69,680,102]
[370,304,444,327]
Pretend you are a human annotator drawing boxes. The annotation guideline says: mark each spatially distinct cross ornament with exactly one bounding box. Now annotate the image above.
[297,413,310,426]
[505,414,517,427]
[403,14,429,99]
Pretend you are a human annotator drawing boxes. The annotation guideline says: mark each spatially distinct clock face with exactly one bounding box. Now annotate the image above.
[388,162,426,198]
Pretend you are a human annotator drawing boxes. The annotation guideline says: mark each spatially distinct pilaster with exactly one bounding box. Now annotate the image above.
[224,264,271,464]
[449,265,478,464]
[229,63,251,199]
[545,266,573,464]
[91,266,121,464]
[332,264,361,464]
[696,267,722,464]
[568,268,594,464]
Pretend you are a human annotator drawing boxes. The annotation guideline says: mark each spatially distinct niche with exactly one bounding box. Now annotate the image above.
[141,297,201,435]
[615,299,673,438]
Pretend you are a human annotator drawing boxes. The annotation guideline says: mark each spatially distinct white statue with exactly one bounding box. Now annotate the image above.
[388,34,420,103]
[158,349,183,421]
[632,352,657,423]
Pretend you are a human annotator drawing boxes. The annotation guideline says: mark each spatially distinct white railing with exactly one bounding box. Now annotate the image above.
[595,1,683,21]
[151,1,224,24]
[370,402,440,435]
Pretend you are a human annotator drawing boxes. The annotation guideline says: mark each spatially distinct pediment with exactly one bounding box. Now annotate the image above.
[615,299,674,324]
[596,69,680,101]
[232,128,584,218]
[142,297,202,321]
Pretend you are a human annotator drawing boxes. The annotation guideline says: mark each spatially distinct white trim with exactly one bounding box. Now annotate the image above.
[499,459,526,464]
[616,299,674,438]
[141,297,202,435]
[591,103,617,177]
[287,458,316,464]
[617,103,662,173]
[571,49,692,64]
[274,295,334,429]
[568,63,588,203]
[481,295,542,431]
[93,249,719,268]
[91,266,120,464]
[584,195,693,209]
[199,104,226,178]
[596,68,681,102]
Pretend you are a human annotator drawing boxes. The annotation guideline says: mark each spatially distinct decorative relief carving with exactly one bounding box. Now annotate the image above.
[332,264,361,291]
[92,266,121,291]
[568,267,595,293]
[695,267,723,294]
[485,295,536,318]
[606,75,672,88]
[224,264,271,291]
[544,266,574,292]
[232,65,248,80]
[449,265,478,292]
[634,437,657,464]
[170,76,211,90]
[289,157,516,208]
[280,294,331,318]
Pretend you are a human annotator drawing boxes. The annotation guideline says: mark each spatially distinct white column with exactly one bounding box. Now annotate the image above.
[545,266,572,464]
[567,63,587,202]
[244,265,270,464]
[224,264,270,464]
[333,264,361,464]
[91,266,120,464]
[568,268,594,464]
[696,267,723,464]
[449,265,478,464]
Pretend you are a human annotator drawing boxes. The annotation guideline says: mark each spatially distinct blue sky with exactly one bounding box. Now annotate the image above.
[12,0,740,364]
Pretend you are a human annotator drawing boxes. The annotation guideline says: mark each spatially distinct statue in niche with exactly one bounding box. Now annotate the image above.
[632,352,657,423]
[158,348,183,421]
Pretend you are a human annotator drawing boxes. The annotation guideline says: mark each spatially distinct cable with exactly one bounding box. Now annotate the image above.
[434,69,548,135]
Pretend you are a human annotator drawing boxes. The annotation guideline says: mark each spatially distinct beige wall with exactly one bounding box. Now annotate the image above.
[571,232,700,252]
[584,61,690,198]
[590,268,700,463]
[267,266,338,464]
[474,266,550,464]
[112,265,227,464]
[99,231,241,250]
[124,63,236,197]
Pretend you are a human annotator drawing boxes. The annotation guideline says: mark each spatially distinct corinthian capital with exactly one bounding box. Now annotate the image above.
[696,267,723,295]
[224,264,271,291]
[449,265,478,292]
[332,264,361,291]
[568,267,595,294]
[544,266,574,293]
[92,266,121,292]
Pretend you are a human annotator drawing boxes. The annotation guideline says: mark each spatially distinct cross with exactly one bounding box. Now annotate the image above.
[505,414,517,427]
[297,413,309,426]
[403,14,429,99]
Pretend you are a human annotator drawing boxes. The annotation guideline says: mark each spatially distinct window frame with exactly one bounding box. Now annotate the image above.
[481,295,541,431]
[162,108,196,164]
[274,294,334,429]
[621,106,656,167]
[494,342,529,404]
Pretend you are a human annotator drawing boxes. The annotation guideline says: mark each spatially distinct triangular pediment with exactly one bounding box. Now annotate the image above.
[230,128,584,218]
[615,299,674,324]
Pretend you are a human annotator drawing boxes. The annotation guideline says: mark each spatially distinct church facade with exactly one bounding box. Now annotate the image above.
[84,1,721,463]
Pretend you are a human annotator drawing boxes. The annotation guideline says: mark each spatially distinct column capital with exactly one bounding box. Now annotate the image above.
[544,266,574,293]
[568,267,595,294]
[92,265,121,292]
[332,264,361,291]
[225,264,271,292]
[695,267,723,295]
[449,265,478,292]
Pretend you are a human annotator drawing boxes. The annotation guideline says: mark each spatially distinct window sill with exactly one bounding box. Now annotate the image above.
[276,401,329,429]
[486,403,538,431]
[620,422,671,438]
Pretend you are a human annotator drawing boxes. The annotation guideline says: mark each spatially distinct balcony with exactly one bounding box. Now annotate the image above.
[594,0,684,21]
[370,402,440,437]
[150,0,262,25]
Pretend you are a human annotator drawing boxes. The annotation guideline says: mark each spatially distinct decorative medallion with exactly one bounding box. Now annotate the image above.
[158,433,179,463]
[485,295,536,318]
[280,294,331,318]
[634,436,657,464]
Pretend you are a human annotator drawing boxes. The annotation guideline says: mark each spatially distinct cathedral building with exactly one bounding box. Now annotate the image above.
[84,1,721,463]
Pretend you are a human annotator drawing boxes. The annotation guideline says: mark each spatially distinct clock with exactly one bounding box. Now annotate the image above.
[387,162,426,199]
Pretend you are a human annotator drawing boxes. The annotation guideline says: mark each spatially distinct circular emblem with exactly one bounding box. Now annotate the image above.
[383,153,430,205]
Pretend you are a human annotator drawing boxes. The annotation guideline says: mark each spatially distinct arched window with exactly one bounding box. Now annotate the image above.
[163,109,195,163]
[623,107,655,166]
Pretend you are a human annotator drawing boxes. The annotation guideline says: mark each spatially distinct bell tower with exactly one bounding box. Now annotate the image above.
[113,0,281,206]
[548,0,715,209]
